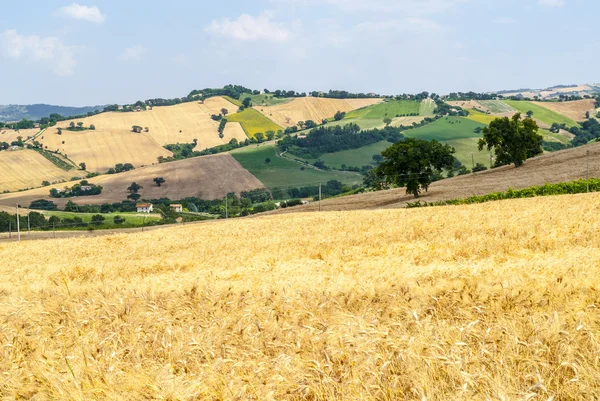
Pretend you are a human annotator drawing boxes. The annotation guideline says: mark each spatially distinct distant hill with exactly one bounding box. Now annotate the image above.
[496,83,600,100]
[0,104,105,122]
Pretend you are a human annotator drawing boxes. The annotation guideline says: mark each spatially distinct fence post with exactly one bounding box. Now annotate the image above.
[16,204,20,242]
[319,183,322,212]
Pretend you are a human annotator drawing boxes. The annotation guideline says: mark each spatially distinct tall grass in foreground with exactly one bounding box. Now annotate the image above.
[1,193,600,400]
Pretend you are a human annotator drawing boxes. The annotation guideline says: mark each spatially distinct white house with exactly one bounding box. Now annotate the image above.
[170,204,183,213]
[136,203,153,213]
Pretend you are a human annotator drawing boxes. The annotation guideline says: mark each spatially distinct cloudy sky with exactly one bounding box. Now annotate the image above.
[0,0,596,106]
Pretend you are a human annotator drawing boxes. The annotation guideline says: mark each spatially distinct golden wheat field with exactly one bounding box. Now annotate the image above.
[0,149,75,192]
[532,99,597,122]
[2,193,600,400]
[255,97,382,127]
[0,128,40,144]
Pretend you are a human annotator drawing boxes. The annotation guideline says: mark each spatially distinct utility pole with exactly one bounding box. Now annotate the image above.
[587,150,590,193]
[490,152,493,169]
[8,221,11,239]
[318,183,322,212]
[471,153,475,171]
[16,204,20,242]
[27,208,30,237]
[225,194,228,219]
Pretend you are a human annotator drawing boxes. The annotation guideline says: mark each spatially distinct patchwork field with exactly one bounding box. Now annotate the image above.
[39,129,172,173]
[309,140,392,169]
[504,100,580,127]
[230,144,362,189]
[404,117,485,141]
[532,99,596,122]
[2,193,600,399]
[255,97,382,127]
[477,100,516,114]
[465,109,497,125]
[243,93,293,107]
[226,108,282,139]
[0,149,75,192]
[447,100,490,113]
[0,154,264,209]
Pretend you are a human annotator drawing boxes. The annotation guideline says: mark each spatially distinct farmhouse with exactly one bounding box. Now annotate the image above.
[80,185,93,192]
[136,203,153,213]
[170,204,183,213]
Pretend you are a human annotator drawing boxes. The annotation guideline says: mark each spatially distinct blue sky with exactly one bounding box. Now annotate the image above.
[0,0,597,106]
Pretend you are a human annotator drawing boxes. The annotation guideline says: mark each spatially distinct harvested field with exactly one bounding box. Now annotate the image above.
[2,192,600,399]
[0,154,264,208]
[0,128,40,143]
[390,116,426,127]
[477,100,516,114]
[532,99,597,122]
[447,100,489,113]
[255,97,382,127]
[272,141,600,213]
[39,129,172,173]
[0,149,74,192]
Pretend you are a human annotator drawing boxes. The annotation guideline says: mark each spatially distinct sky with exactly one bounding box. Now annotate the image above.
[0,0,597,106]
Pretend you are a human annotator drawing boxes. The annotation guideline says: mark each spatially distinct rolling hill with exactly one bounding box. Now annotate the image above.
[0,103,103,122]
[0,149,76,192]
[0,154,264,209]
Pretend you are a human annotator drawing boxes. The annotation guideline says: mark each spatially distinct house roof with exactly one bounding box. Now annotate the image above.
[136,203,152,208]
[170,204,183,207]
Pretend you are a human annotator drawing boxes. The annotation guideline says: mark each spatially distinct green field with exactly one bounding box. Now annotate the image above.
[477,100,516,114]
[504,100,579,127]
[404,117,485,141]
[466,109,496,125]
[242,93,292,107]
[230,145,362,189]
[345,99,421,120]
[43,211,162,229]
[308,141,392,169]
[442,138,490,169]
[227,108,283,139]
[540,129,571,145]
[419,99,436,116]
[223,96,242,107]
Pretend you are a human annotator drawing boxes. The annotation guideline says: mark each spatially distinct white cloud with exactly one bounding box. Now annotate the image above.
[54,3,105,24]
[0,29,78,76]
[538,0,565,7]
[119,45,146,61]
[205,12,291,42]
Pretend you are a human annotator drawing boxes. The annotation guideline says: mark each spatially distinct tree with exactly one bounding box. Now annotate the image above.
[383,117,392,126]
[265,157,271,165]
[255,132,265,143]
[372,154,384,164]
[334,111,346,121]
[57,128,62,135]
[472,163,488,172]
[127,193,141,201]
[526,110,534,118]
[42,180,51,186]
[132,125,142,133]
[266,130,275,140]
[221,108,229,116]
[77,122,84,128]
[478,113,543,167]
[79,162,86,171]
[242,97,252,108]
[91,214,105,226]
[371,138,455,198]
[113,215,126,225]
[297,121,305,130]
[69,122,75,129]
[153,177,165,187]
[89,124,96,130]
[127,182,143,193]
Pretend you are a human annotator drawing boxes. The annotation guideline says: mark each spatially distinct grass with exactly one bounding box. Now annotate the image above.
[419,98,436,116]
[230,144,361,189]
[226,108,283,139]
[404,116,485,141]
[2,193,600,399]
[504,100,580,127]
[43,211,162,229]
[345,99,421,120]
[442,137,490,168]
[222,96,242,107]
[477,100,516,113]
[242,93,292,107]
[307,140,392,169]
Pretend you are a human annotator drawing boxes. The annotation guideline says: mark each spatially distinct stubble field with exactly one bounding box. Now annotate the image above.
[1,193,600,400]
[0,149,75,192]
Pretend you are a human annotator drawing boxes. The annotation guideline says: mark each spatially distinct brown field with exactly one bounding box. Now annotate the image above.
[390,116,426,127]
[0,149,75,192]
[255,97,383,127]
[0,154,263,208]
[532,99,597,122]
[43,96,245,148]
[0,128,40,143]
[273,141,600,213]
[2,192,600,399]
[447,100,490,113]
[39,129,172,173]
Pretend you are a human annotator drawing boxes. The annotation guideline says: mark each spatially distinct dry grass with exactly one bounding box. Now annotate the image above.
[0,154,264,208]
[0,149,74,192]
[255,97,382,127]
[532,99,597,122]
[1,193,600,400]
[447,100,490,113]
[0,128,40,143]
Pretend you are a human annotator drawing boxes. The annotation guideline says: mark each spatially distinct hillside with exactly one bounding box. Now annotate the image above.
[0,154,264,209]
[272,141,600,213]
[0,104,103,122]
[255,97,382,127]
[2,193,600,399]
[0,149,76,192]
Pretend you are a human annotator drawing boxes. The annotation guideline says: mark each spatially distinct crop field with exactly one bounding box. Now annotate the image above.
[244,93,292,107]
[419,98,436,116]
[308,140,392,169]
[442,137,490,168]
[404,117,485,141]
[0,154,264,209]
[0,128,40,143]
[504,100,580,127]
[226,108,282,139]
[39,129,172,173]
[0,149,74,192]
[477,100,516,114]
[532,99,596,122]
[50,98,246,147]
[447,100,489,113]
[230,144,362,189]
[2,193,600,399]
[255,97,382,127]
[465,109,496,125]
[43,211,162,229]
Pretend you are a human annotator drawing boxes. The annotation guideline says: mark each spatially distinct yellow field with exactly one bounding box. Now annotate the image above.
[2,193,600,399]
[255,97,383,127]
[0,149,74,192]
[0,128,40,143]
[39,129,172,173]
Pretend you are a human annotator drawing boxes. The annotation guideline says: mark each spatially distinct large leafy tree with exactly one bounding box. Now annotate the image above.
[478,113,542,167]
[371,138,455,198]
